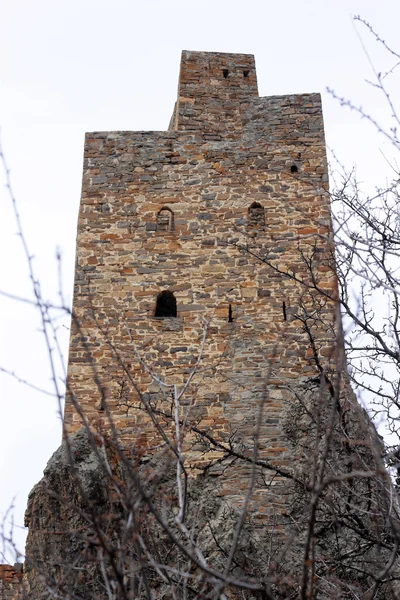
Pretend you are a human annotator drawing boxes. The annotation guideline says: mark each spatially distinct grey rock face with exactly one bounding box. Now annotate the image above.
[20,410,398,599]
[23,429,129,599]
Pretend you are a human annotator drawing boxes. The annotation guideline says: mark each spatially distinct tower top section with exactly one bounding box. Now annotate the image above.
[169,50,259,134]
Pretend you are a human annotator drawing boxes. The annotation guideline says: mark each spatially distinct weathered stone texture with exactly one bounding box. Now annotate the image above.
[22,429,130,599]
[21,429,271,599]
[0,565,22,599]
[21,419,394,599]
[64,51,336,526]
[15,50,397,599]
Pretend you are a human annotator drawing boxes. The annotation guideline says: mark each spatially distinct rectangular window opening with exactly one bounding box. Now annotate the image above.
[228,304,233,323]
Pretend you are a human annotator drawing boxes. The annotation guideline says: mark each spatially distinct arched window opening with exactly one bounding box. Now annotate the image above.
[157,207,174,232]
[155,290,177,318]
[222,69,229,79]
[248,202,265,228]
[291,164,298,173]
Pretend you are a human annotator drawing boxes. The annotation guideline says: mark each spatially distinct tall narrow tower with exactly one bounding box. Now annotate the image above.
[20,51,393,600]
[66,50,334,518]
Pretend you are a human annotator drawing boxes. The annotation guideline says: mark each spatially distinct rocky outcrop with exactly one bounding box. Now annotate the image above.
[19,408,399,599]
[23,428,130,599]
[22,428,266,599]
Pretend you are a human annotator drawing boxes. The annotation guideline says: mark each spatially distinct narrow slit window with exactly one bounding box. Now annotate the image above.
[248,202,265,228]
[157,207,174,232]
[155,291,177,318]
[222,69,229,79]
[228,304,233,323]
[282,301,287,321]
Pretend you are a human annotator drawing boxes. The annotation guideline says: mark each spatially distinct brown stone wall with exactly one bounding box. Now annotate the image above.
[0,565,22,599]
[65,51,334,528]
[170,50,258,133]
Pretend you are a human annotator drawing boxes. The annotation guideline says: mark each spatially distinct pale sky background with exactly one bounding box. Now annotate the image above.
[1,0,400,560]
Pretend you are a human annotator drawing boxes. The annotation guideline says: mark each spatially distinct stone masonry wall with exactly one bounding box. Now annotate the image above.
[0,565,22,599]
[65,51,334,532]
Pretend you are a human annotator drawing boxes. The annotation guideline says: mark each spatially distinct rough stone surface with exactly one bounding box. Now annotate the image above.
[20,420,396,599]
[20,429,271,599]
[0,565,22,599]
[13,51,397,598]
[65,50,335,528]
[22,429,130,599]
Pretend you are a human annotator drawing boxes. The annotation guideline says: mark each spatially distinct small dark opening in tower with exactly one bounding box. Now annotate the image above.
[291,165,298,173]
[228,304,233,323]
[282,301,287,321]
[243,70,250,78]
[222,69,229,79]
[99,388,106,411]
[157,207,174,232]
[155,290,177,318]
[248,202,265,228]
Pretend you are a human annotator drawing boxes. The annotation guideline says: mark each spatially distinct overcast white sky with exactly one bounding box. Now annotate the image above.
[1,0,400,560]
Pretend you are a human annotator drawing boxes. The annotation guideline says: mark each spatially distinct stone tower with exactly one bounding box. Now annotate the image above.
[66,50,334,521]
[16,51,395,600]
